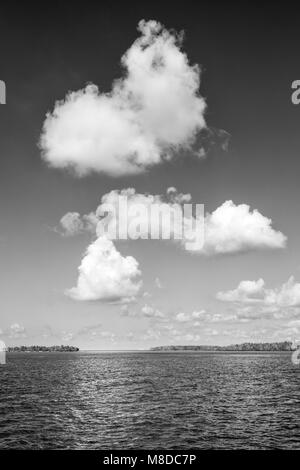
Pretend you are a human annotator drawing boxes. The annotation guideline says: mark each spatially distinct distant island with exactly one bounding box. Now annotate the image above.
[151,341,295,352]
[7,345,79,352]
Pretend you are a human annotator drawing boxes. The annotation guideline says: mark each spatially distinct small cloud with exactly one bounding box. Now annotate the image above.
[120,305,138,317]
[120,305,130,316]
[175,312,190,323]
[203,328,219,336]
[191,310,206,319]
[8,323,27,339]
[143,291,151,298]
[217,279,266,303]
[59,212,84,236]
[61,332,74,342]
[141,305,164,318]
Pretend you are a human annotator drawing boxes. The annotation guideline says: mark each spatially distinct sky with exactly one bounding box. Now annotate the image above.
[1,2,300,349]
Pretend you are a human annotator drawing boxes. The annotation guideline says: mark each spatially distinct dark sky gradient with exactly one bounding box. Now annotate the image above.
[1,1,300,348]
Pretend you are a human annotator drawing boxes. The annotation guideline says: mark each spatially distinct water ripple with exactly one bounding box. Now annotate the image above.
[0,352,299,449]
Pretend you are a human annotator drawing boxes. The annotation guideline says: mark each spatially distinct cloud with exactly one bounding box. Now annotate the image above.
[174,309,236,324]
[141,305,164,318]
[175,312,191,323]
[60,190,286,302]
[59,189,286,255]
[265,276,300,307]
[59,212,84,236]
[66,236,142,301]
[202,201,286,255]
[120,304,164,318]
[61,332,74,342]
[8,323,26,338]
[61,323,104,341]
[80,188,198,247]
[143,291,151,298]
[40,20,206,177]
[217,276,300,310]
[155,277,163,289]
[287,319,300,328]
[217,279,266,303]
[191,310,207,319]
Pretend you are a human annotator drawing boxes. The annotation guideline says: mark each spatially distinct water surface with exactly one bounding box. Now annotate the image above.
[0,351,299,449]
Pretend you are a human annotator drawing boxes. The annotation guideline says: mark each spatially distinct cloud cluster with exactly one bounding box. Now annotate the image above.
[1,323,27,339]
[40,20,206,177]
[141,323,221,343]
[174,309,238,324]
[217,276,300,309]
[59,188,286,303]
[120,304,164,318]
[66,236,142,301]
[175,311,204,323]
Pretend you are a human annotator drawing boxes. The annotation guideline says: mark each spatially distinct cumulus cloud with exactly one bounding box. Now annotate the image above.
[66,236,142,301]
[59,189,286,255]
[60,190,286,302]
[59,187,205,251]
[217,276,300,309]
[40,20,206,177]
[265,276,300,307]
[217,279,266,303]
[202,201,286,255]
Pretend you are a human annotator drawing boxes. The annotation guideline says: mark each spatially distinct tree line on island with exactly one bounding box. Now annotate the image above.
[150,341,295,351]
[7,345,79,352]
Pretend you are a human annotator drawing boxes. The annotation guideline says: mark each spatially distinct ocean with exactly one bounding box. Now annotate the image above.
[0,351,299,449]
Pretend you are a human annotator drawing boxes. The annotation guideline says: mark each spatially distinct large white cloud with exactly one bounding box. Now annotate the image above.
[59,189,286,255]
[217,276,300,308]
[66,236,142,301]
[202,201,286,255]
[40,20,206,177]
